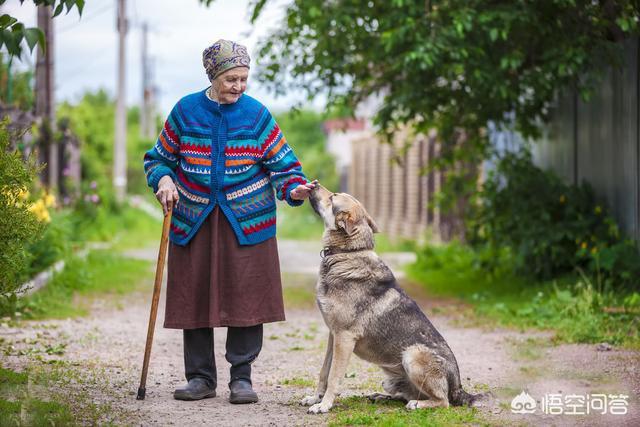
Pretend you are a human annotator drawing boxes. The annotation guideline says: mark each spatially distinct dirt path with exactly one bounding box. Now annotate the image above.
[1,240,639,426]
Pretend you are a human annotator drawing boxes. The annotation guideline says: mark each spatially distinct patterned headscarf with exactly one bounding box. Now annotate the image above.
[202,39,250,82]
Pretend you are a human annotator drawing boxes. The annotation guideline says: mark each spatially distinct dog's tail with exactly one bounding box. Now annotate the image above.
[450,388,490,407]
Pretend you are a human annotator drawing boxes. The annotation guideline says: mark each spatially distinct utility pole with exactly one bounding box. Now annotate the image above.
[140,22,148,139]
[141,22,157,139]
[114,0,128,202]
[35,5,56,190]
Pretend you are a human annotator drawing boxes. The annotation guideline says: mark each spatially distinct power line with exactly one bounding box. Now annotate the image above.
[57,2,114,33]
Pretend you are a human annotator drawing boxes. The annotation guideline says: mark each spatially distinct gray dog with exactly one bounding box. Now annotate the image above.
[302,184,482,414]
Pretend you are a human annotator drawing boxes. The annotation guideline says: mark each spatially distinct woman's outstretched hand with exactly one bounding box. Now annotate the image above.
[156,175,179,215]
[290,179,319,200]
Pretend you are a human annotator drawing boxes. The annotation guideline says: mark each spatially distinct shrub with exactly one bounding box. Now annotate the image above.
[25,210,74,277]
[468,150,640,289]
[0,121,44,297]
[409,242,640,346]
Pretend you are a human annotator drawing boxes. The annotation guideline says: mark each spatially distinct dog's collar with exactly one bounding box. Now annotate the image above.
[320,246,369,258]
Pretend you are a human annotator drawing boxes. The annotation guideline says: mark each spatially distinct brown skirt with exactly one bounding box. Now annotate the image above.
[164,207,285,329]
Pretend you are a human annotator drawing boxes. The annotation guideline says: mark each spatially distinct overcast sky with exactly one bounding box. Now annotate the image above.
[4,0,322,116]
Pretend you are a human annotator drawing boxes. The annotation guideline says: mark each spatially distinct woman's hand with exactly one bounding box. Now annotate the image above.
[290,180,318,201]
[156,175,179,215]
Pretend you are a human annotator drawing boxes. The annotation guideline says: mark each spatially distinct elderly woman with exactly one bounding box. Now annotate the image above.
[143,40,316,404]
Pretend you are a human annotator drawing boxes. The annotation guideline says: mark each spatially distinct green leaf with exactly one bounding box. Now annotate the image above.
[0,14,18,29]
[489,28,498,41]
[309,6,321,18]
[249,0,267,24]
[24,27,44,52]
[1,29,21,56]
[616,17,630,32]
[52,2,65,18]
[11,22,24,33]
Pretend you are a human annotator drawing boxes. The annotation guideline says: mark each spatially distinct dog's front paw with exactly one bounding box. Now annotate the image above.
[406,400,419,410]
[300,395,322,406]
[308,401,332,414]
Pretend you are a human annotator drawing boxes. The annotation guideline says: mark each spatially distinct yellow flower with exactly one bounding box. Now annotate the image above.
[594,205,602,215]
[1,187,30,206]
[591,247,598,255]
[28,199,51,223]
[43,192,56,208]
[581,242,587,250]
[559,195,566,204]
[40,210,51,223]
[18,188,30,202]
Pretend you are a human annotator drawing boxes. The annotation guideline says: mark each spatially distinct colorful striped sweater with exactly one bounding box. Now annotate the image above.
[143,89,308,246]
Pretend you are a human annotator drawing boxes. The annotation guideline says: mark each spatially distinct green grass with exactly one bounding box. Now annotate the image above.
[328,396,488,426]
[276,202,325,240]
[407,242,640,348]
[0,399,76,427]
[78,202,162,250]
[282,272,317,308]
[15,250,153,319]
[0,363,129,426]
[1,202,159,319]
[0,366,76,426]
[279,376,315,387]
[374,233,418,253]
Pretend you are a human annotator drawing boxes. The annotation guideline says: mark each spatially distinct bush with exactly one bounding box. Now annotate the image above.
[408,242,640,347]
[25,211,74,277]
[469,150,640,289]
[0,122,44,297]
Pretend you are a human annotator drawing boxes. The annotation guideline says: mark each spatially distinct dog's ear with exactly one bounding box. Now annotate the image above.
[335,211,358,235]
[364,211,380,233]
[337,210,378,235]
[365,211,380,233]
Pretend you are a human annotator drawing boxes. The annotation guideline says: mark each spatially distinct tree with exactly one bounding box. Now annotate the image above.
[275,109,339,191]
[201,0,639,166]
[0,0,84,58]
[0,121,43,298]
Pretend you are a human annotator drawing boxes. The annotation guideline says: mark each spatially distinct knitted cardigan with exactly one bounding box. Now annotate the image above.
[143,90,308,246]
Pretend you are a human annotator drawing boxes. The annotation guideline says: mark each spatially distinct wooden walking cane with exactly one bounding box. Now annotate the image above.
[137,202,173,400]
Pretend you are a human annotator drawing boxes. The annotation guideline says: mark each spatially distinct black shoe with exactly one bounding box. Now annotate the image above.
[173,378,216,401]
[229,379,258,404]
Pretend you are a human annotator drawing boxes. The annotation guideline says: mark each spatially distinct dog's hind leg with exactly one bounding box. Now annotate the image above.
[402,344,450,410]
[307,332,356,414]
[368,369,410,403]
[301,333,333,406]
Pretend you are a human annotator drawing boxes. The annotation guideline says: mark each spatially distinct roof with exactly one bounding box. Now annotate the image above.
[322,118,367,134]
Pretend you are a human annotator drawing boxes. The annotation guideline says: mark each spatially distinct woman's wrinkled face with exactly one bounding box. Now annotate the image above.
[212,67,249,104]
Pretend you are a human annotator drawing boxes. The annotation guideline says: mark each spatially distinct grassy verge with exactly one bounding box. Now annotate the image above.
[282,272,317,309]
[328,396,487,426]
[276,202,325,240]
[76,201,162,250]
[0,366,74,426]
[374,234,417,253]
[0,364,129,426]
[15,250,153,319]
[406,242,640,348]
[1,200,161,319]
